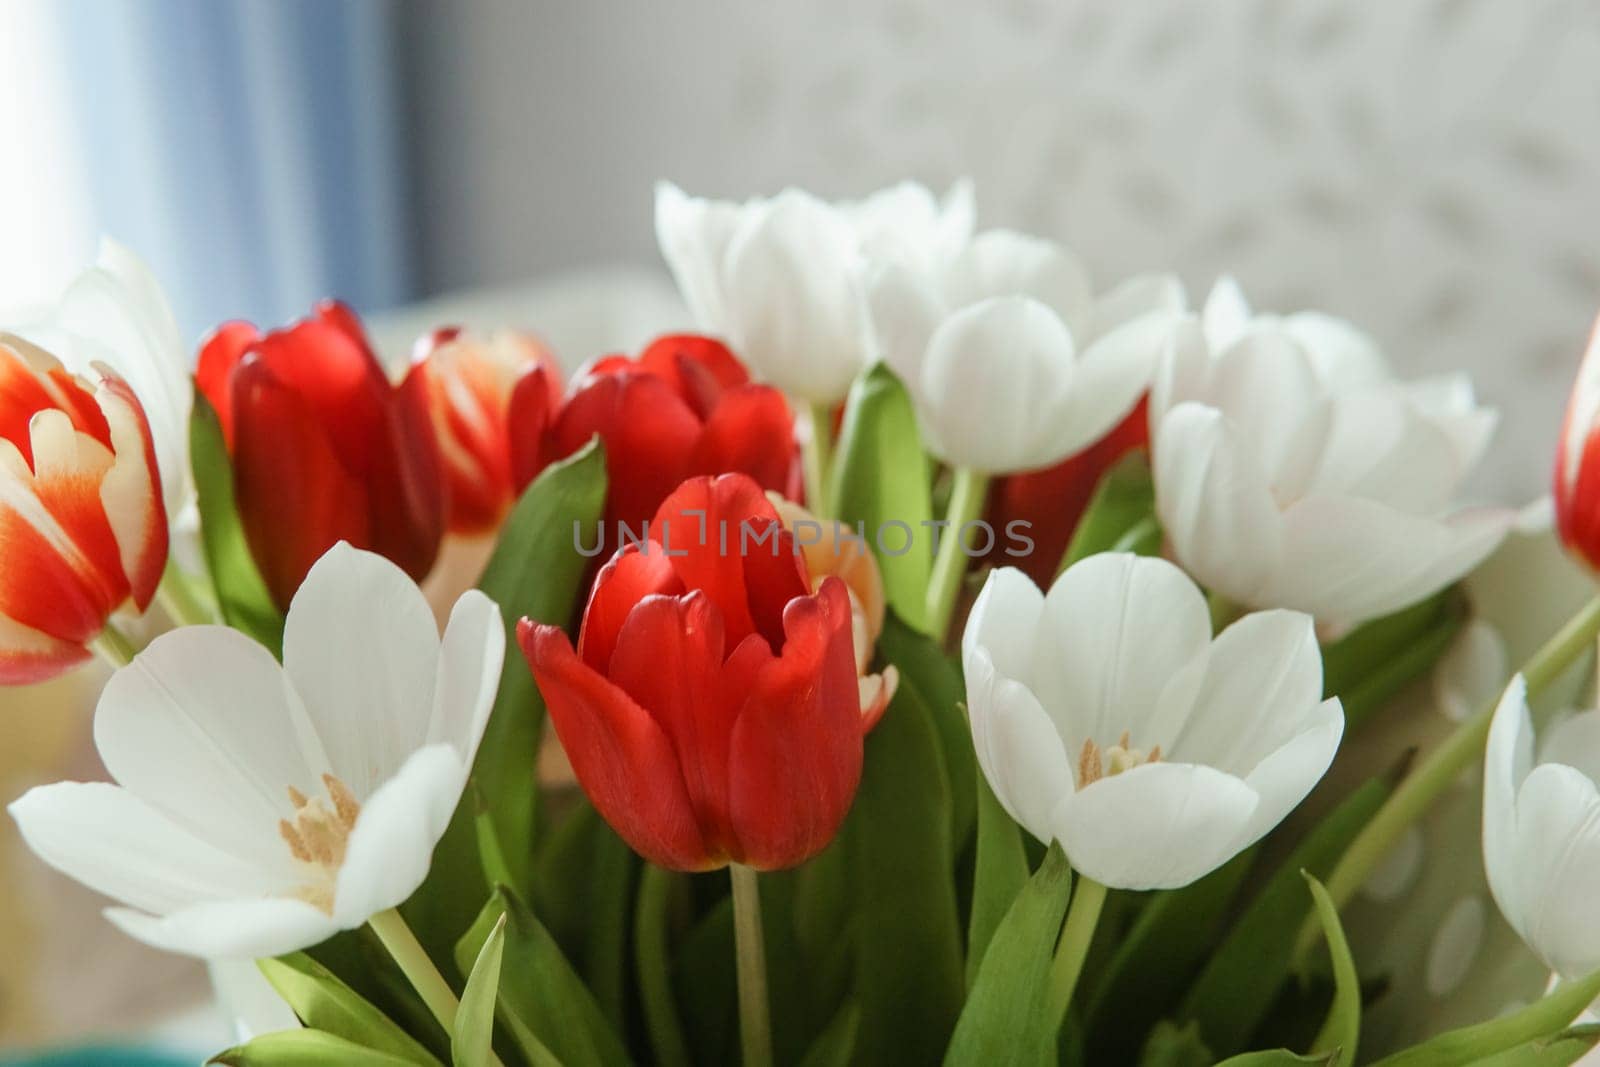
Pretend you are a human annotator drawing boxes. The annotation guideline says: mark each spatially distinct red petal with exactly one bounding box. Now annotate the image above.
[247,313,392,474]
[638,334,750,417]
[195,321,260,448]
[376,369,446,581]
[520,619,715,870]
[0,611,93,684]
[0,463,123,644]
[578,541,684,674]
[507,363,559,492]
[688,383,801,495]
[725,578,865,869]
[92,372,168,610]
[650,474,809,651]
[0,337,110,466]
[606,591,742,860]
[231,360,372,609]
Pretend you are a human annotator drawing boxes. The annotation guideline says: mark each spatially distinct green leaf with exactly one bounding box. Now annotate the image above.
[674,897,738,1064]
[847,682,965,1064]
[453,914,506,1067]
[1320,589,1465,730]
[209,1029,432,1066]
[1213,1052,1336,1067]
[1137,1020,1214,1067]
[453,886,631,1067]
[876,613,977,855]
[406,440,607,965]
[1060,450,1158,572]
[965,772,1029,988]
[1082,849,1257,1063]
[1369,968,1600,1067]
[1471,1024,1600,1066]
[1180,773,1394,1054]
[828,363,935,631]
[580,819,637,1031]
[800,999,862,1067]
[943,845,1072,1067]
[635,864,692,1067]
[257,954,438,1066]
[1303,872,1359,1066]
[189,388,284,654]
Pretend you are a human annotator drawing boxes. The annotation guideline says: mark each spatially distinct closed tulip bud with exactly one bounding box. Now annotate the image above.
[519,473,879,871]
[1554,315,1600,571]
[406,327,560,534]
[0,334,167,682]
[197,301,445,610]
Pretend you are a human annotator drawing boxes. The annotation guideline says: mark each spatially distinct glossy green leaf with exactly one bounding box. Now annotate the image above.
[828,363,935,631]
[453,914,506,1067]
[1214,1052,1336,1067]
[453,886,630,1067]
[1471,1024,1600,1066]
[209,1029,431,1066]
[674,897,738,1065]
[1082,849,1256,1064]
[1369,967,1600,1067]
[1321,589,1465,730]
[634,864,692,1067]
[876,613,976,854]
[580,819,636,1031]
[943,845,1071,1067]
[189,388,284,654]
[965,772,1028,988]
[1303,873,1359,1066]
[847,682,965,1064]
[1060,450,1158,573]
[257,954,437,1066]
[1137,1020,1214,1067]
[1180,773,1393,1054]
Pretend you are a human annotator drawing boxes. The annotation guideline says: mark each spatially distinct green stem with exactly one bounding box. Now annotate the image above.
[1299,593,1600,962]
[369,907,505,1066]
[729,864,773,1067]
[636,865,691,1067]
[155,561,216,627]
[1047,874,1107,1030]
[926,467,991,639]
[89,623,138,668]
[803,402,835,519]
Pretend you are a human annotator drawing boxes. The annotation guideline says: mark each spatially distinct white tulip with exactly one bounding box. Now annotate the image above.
[867,232,1183,473]
[1483,674,1600,979]
[1152,279,1514,630]
[8,543,503,960]
[16,241,198,567]
[963,554,1343,890]
[655,180,972,405]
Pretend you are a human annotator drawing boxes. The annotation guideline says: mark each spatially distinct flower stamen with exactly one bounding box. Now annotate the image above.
[1076,731,1161,790]
[278,773,361,914]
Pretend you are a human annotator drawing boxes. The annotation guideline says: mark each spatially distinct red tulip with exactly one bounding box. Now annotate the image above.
[0,333,167,682]
[509,334,801,548]
[519,474,881,871]
[406,327,560,534]
[197,301,444,609]
[984,397,1149,585]
[1556,317,1600,569]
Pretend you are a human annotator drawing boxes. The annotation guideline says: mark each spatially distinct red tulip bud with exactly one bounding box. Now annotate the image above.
[1556,317,1600,570]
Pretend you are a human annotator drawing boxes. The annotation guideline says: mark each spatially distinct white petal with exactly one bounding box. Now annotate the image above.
[332,744,467,927]
[1205,330,1326,488]
[1153,402,1285,607]
[1202,276,1252,352]
[1282,311,1390,389]
[106,896,339,962]
[721,189,869,403]
[864,261,945,390]
[1034,553,1212,748]
[942,229,1093,335]
[965,648,1071,846]
[919,295,1077,471]
[1306,389,1473,513]
[1238,697,1343,842]
[209,958,302,1040]
[94,625,328,868]
[1053,310,1171,457]
[1511,762,1600,976]
[1094,273,1187,339]
[1404,374,1499,476]
[1537,710,1600,792]
[1053,762,1260,890]
[9,782,283,915]
[1483,676,1534,943]
[1275,496,1512,627]
[961,566,1045,686]
[426,588,504,762]
[283,544,442,797]
[653,182,740,330]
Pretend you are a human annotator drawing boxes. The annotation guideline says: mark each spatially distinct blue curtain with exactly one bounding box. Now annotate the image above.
[46,0,415,342]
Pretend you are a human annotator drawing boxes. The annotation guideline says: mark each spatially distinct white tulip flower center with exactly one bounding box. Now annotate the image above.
[278,774,361,914]
[1076,731,1162,790]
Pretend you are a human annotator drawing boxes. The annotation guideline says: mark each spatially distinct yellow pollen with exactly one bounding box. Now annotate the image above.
[277,773,361,914]
[1076,731,1161,790]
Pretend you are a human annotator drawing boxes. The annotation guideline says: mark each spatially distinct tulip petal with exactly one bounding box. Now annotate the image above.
[961,566,1044,685]
[1052,762,1259,890]
[283,544,442,798]
[689,384,800,496]
[865,261,944,390]
[1204,331,1325,489]
[965,646,1071,846]
[942,230,1093,336]
[426,588,505,763]
[94,624,328,870]
[521,622,712,870]
[1053,310,1169,458]
[196,322,260,447]
[655,181,741,331]
[1092,273,1187,340]
[106,896,339,962]
[1237,696,1343,843]
[0,609,92,684]
[579,542,684,673]
[333,743,467,927]
[1484,676,1534,944]
[95,371,168,609]
[1537,709,1600,788]
[1511,762,1600,977]
[727,579,864,869]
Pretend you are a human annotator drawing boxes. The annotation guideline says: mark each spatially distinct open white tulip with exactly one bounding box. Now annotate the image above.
[8,543,503,960]
[655,180,972,405]
[963,554,1343,890]
[1483,674,1600,979]
[868,232,1182,473]
[1151,279,1514,630]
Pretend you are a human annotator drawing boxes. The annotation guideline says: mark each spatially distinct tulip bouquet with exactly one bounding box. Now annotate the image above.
[9,182,1600,1067]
